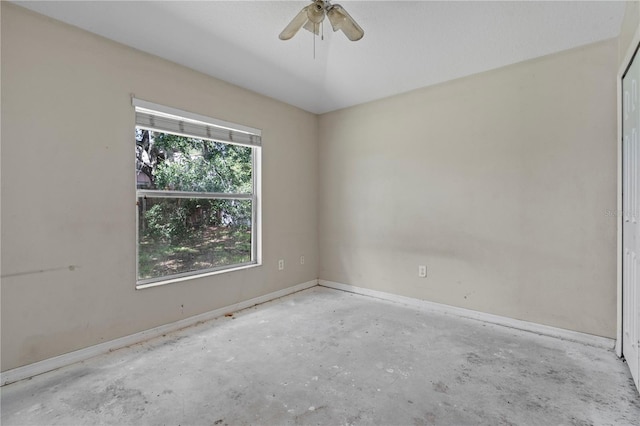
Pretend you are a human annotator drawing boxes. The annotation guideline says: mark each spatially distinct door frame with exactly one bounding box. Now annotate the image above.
[617,26,640,358]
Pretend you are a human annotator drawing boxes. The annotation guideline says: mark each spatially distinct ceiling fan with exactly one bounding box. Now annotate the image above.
[279,0,364,42]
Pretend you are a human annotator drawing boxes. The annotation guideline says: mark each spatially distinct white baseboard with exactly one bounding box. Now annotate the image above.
[1,279,318,386]
[319,280,615,350]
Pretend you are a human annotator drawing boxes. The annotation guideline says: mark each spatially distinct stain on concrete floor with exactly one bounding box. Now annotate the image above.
[1,286,639,425]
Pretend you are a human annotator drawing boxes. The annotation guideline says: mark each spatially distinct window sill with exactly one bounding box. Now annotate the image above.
[136,262,261,290]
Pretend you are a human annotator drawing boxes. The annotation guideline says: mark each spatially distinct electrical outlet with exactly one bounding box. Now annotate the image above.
[418,265,427,278]
[278,259,284,270]
[300,255,305,265]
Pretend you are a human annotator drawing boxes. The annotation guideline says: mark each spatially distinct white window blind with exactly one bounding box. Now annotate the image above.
[132,98,262,147]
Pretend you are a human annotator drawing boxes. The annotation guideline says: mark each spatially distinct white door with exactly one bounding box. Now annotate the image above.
[623,47,640,392]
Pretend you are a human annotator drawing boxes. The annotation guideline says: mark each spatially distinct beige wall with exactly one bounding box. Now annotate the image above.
[318,39,619,337]
[1,3,318,371]
[619,1,640,66]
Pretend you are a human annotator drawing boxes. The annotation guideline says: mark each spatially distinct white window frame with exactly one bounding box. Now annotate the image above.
[133,98,262,289]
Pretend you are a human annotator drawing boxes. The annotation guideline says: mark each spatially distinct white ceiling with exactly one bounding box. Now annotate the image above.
[14,1,626,114]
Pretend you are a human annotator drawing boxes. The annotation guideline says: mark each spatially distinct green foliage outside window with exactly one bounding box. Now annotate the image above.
[136,130,254,281]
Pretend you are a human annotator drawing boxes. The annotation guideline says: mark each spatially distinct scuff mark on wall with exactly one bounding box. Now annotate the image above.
[1,265,78,278]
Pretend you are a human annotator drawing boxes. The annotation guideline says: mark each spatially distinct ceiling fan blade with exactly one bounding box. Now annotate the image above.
[327,4,364,41]
[279,6,310,40]
[303,19,320,36]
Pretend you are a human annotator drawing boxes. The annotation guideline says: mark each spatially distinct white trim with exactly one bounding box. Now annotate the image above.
[617,25,640,358]
[136,262,260,290]
[319,280,615,350]
[131,97,261,136]
[136,190,252,200]
[1,280,318,386]
[253,147,262,266]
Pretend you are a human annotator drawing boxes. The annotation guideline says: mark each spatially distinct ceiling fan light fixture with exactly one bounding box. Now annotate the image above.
[327,4,364,41]
[306,0,326,23]
[279,6,310,40]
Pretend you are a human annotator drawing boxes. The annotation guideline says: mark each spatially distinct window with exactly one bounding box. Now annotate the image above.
[133,99,261,288]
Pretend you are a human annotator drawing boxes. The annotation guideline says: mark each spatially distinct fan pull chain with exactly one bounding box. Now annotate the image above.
[312,21,324,59]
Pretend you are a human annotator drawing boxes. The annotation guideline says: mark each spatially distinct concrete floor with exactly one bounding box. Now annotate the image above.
[1,286,639,426]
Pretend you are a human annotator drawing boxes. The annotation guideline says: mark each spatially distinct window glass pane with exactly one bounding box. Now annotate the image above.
[135,129,253,193]
[137,197,252,281]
